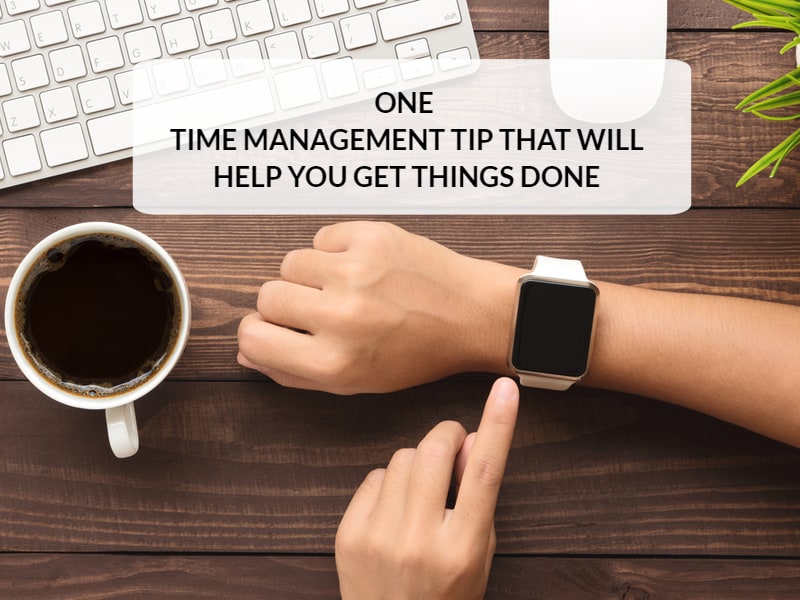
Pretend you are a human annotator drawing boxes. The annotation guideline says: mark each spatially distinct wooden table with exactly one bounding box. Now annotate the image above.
[2,1,800,597]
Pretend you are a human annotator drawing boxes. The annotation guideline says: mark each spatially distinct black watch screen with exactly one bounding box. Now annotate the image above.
[511,279,597,377]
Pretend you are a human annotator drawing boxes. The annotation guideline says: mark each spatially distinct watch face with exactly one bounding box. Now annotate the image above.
[511,279,597,378]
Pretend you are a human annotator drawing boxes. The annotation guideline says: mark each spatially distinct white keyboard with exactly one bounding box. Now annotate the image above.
[0,0,478,189]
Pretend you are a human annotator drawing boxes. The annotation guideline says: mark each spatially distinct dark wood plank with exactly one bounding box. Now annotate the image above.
[3,555,800,599]
[3,208,800,380]
[0,554,340,599]
[467,0,745,32]
[0,31,798,209]
[2,379,800,555]
[487,557,800,599]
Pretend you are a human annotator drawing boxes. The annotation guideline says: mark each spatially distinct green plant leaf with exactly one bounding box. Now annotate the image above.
[733,16,800,33]
[724,0,800,17]
[742,89,800,118]
[736,66,800,109]
[769,128,800,175]
[736,129,800,185]
[780,36,800,53]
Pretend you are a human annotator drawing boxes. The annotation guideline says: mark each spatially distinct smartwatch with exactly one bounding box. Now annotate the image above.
[508,256,599,390]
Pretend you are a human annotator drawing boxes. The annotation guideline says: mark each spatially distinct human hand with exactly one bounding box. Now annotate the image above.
[237,221,523,394]
[334,377,519,600]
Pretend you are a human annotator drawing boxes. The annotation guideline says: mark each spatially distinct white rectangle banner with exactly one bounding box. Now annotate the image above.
[132,59,691,214]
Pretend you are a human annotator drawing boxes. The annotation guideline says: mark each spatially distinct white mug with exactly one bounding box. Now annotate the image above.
[4,222,191,458]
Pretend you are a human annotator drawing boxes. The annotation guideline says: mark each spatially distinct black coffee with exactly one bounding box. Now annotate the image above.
[16,235,180,397]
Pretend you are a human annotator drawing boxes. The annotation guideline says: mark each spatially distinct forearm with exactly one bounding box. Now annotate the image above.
[584,282,800,447]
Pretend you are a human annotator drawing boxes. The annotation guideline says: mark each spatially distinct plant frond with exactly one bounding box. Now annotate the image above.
[737,66,800,109]
[736,129,800,185]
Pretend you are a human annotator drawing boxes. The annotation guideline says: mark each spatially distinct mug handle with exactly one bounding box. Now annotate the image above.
[105,403,139,458]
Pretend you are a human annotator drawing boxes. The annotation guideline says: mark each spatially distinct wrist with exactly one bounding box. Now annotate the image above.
[458,256,526,376]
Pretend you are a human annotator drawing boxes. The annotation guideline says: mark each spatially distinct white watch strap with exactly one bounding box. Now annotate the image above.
[519,373,575,391]
[531,256,589,282]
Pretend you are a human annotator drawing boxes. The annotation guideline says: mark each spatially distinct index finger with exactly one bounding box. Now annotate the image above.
[452,377,519,542]
[237,312,323,380]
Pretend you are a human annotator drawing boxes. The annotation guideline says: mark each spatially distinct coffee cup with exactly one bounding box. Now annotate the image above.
[4,222,191,458]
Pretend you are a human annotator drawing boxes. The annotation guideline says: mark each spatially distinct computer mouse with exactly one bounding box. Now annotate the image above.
[548,0,668,123]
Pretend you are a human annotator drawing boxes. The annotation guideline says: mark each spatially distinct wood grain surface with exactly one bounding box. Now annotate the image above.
[2,555,800,599]
[2,378,800,555]
[2,0,800,596]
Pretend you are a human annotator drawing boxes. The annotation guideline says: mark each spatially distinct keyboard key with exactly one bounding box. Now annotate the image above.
[44,0,74,5]
[49,45,87,82]
[87,36,125,73]
[68,2,107,38]
[264,31,301,67]
[162,18,199,54]
[236,0,274,36]
[314,0,347,18]
[184,0,216,10]
[362,64,395,89]
[41,122,88,166]
[105,0,144,29]
[30,10,69,47]
[437,46,470,71]
[353,0,384,7]
[274,65,320,109]
[3,95,40,132]
[5,0,40,16]
[399,55,433,80]
[40,86,79,123]
[77,77,115,113]
[152,60,189,95]
[4,135,42,175]
[321,56,357,98]
[145,0,180,20]
[189,49,227,86]
[115,68,152,104]
[87,109,132,154]
[0,65,12,96]
[377,0,461,42]
[199,8,236,45]
[12,55,50,91]
[302,22,339,59]
[227,40,264,77]
[395,37,429,60]
[0,20,32,58]
[340,13,376,50]
[124,26,162,63]
[273,0,311,27]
